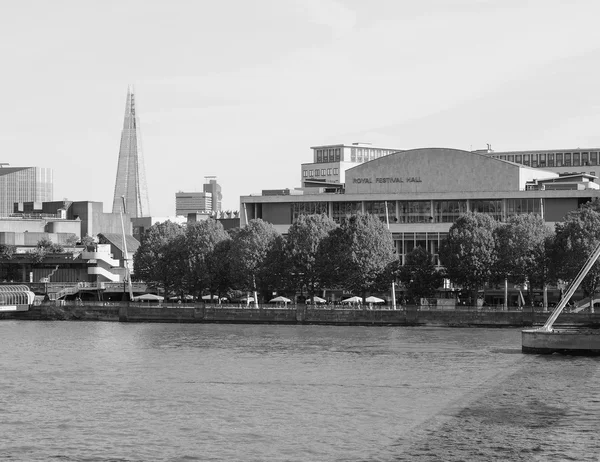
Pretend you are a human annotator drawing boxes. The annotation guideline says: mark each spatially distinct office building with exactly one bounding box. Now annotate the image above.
[175,178,222,217]
[203,177,222,212]
[0,166,53,218]
[111,86,151,217]
[302,143,401,189]
[479,147,600,177]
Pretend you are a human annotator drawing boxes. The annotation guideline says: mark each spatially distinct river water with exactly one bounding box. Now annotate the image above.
[1,321,599,461]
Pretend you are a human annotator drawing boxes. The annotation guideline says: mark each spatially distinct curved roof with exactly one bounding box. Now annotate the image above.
[344,147,557,195]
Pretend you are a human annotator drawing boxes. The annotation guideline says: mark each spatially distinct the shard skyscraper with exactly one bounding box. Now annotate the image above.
[112,85,150,217]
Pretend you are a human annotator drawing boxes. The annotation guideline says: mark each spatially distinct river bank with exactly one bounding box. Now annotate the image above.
[3,302,600,327]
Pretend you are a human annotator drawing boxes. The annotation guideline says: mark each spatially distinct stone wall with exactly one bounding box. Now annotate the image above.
[4,303,600,327]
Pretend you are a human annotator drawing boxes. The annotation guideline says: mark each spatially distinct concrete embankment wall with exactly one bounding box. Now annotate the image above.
[4,303,600,327]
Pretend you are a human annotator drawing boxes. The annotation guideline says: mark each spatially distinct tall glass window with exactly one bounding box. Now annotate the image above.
[573,152,581,166]
[398,201,431,223]
[539,153,546,167]
[365,201,397,223]
[564,153,572,166]
[591,152,598,165]
[332,202,361,223]
[292,202,329,222]
[433,200,467,222]
[556,153,563,166]
[506,198,542,217]
[471,200,502,221]
[582,152,589,165]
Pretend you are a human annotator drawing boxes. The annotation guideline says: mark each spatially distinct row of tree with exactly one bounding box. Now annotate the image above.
[133,213,397,303]
[441,201,600,306]
[132,200,600,306]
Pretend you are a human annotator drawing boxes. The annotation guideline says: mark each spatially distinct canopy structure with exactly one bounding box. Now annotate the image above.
[201,295,219,300]
[309,296,326,304]
[0,285,36,306]
[365,296,385,304]
[269,296,291,304]
[132,293,164,301]
[341,296,362,304]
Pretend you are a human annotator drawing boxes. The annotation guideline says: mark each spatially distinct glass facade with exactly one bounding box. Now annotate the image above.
[506,198,542,217]
[292,202,328,221]
[397,232,447,266]
[332,202,361,223]
[470,200,502,221]
[433,200,467,223]
[492,150,600,170]
[398,201,431,223]
[365,201,397,223]
[0,167,53,217]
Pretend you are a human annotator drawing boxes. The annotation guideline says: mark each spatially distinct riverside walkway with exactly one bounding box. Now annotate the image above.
[3,301,600,328]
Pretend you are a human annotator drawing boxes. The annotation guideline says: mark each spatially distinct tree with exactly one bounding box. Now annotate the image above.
[0,244,15,281]
[321,213,395,300]
[133,221,185,295]
[206,238,235,300]
[182,220,231,298]
[398,246,443,305]
[286,214,338,300]
[260,233,295,298]
[439,212,497,306]
[494,213,552,307]
[551,205,600,311]
[229,219,280,302]
[79,235,96,251]
[30,238,64,264]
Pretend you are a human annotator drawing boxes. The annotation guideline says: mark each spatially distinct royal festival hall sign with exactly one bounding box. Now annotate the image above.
[352,176,422,184]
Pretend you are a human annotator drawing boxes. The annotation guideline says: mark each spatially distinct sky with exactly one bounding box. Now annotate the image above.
[2,0,600,216]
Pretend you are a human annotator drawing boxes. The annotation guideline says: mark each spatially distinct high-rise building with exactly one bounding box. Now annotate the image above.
[175,177,222,217]
[175,191,213,217]
[0,166,53,217]
[112,86,150,217]
[203,177,222,212]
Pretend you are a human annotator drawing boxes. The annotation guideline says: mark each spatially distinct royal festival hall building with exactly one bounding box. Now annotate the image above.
[241,146,600,268]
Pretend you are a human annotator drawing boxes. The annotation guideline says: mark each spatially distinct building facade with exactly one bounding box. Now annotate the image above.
[175,192,213,217]
[302,143,401,188]
[175,178,222,217]
[111,86,151,217]
[242,147,600,266]
[203,178,222,212]
[480,147,600,177]
[0,166,53,218]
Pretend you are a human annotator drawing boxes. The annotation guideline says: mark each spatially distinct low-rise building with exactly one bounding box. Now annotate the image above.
[241,147,600,265]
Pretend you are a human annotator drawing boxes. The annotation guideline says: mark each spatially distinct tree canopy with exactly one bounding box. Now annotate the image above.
[286,213,338,299]
[397,246,443,305]
[439,212,497,304]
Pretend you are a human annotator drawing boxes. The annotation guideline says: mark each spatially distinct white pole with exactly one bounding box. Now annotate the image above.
[120,196,134,300]
[386,201,396,310]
